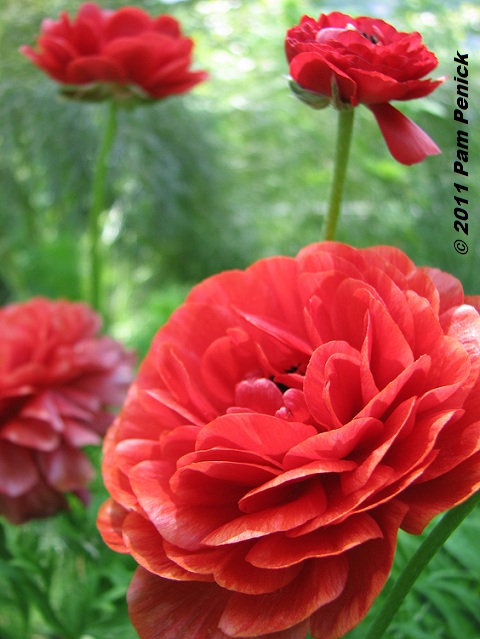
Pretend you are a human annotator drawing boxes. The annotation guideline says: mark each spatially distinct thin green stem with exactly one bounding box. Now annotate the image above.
[367,491,480,639]
[89,100,118,313]
[322,108,355,241]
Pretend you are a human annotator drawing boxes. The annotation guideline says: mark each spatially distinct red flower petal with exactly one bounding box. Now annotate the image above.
[129,460,239,551]
[0,441,38,497]
[1,392,66,450]
[399,77,446,101]
[441,305,480,372]
[153,15,182,38]
[32,34,78,65]
[0,480,67,525]
[146,69,208,100]
[310,502,407,639]
[218,556,348,636]
[173,540,303,595]
[240,460,355,520]
[103,35,185,87]
[284,416,383,469]
[368,102,441,165]
[171,459,279,507]
[105,7,154,40]
[465,296,480,313]
[196,413,317,463]
[423,267,465,315]
[66,55,127,84]
[70,12,103,55]
[38,443,94,491]
[97,498,129,553]
[349,68,407,103]
[400,451,480,534]
[128,569,231,639]
[289,51,357,104]
[231,377,284,414]
[123,512,213,581]
[62,420,101,447]
[246,512,383,569]
[203,480,328,546]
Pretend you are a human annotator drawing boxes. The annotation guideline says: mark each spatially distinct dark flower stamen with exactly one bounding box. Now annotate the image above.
[361,32,380,44]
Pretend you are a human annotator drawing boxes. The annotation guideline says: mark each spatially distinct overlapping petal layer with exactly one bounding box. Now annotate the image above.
[98,242,480,638]
[0,297,134,523]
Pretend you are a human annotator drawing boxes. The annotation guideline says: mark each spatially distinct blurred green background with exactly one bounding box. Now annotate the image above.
[0,1,479,638]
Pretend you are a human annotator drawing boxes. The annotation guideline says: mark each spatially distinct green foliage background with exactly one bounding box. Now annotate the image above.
[0,0,479,638]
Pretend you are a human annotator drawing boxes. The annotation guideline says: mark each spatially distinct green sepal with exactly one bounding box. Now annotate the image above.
[288,77,354,112]
[330,75,354,112]
[60,82,156,108]
[288,79,331,110]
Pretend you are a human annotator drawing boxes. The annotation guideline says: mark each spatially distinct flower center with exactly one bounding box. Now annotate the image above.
[358,23,385,45]
[228,365,311,423]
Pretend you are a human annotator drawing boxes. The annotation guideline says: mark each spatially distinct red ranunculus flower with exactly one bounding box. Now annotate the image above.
[98,243,480,639]
[20,3,208,104]
[0,297,134,524]
[286,12,445,165]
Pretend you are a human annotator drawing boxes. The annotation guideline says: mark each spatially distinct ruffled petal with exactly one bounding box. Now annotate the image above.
[128,568,231,639]
[310,502,407,639]
[289,51,357,104]
[38,443,94,491]
[219,556,348,636]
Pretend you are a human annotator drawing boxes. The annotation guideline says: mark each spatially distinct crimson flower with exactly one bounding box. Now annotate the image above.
[286,12,445,165]
[98,242,480,639]
[20,3,208,104]
[0,297,134,524]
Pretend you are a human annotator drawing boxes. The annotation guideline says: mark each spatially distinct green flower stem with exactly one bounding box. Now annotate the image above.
[322,107,355,241]
[89,100,118,313]
[367,491,480,639]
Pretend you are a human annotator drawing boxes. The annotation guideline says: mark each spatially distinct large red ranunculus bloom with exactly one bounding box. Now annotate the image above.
[286,12,445,165]
[98,243,480,639]
[0,297,134,524]
[20,3,208,104]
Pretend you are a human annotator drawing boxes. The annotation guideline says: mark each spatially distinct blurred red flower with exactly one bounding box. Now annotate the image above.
[20,2,208,103]
[98,243,480,639]
[0,297,134,524]
[286,12,445,165]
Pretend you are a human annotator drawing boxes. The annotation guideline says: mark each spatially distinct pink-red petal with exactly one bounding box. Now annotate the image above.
[0,442,38,497]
